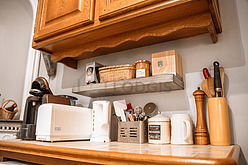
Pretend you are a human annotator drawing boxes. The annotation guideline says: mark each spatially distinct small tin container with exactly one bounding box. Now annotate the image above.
[135,60,151,78]
[148,112,170,144]
[118,120,148,143]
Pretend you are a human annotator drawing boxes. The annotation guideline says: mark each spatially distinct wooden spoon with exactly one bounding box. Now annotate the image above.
[219,67,225,97]
[201,79,212,98]
[207,77,215,97]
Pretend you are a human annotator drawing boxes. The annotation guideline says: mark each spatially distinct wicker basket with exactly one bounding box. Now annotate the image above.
[99,64,136,83]
[0,100,18,120]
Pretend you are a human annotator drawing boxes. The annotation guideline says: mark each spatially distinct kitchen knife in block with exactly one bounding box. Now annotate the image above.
[213,62,222,97]
[219,67,225,97]
[201,79,212,98]
[193,88,208,145]
[203,68,210,79]
[207,77,215,98]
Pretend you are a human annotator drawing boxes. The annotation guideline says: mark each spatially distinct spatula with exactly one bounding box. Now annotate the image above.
[219,67,225,97]
[207,77,215,97]
[201,79,212,98]
[113,100,127,122]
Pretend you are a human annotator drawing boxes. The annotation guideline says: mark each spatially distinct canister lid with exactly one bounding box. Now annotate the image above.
[135,60,151,64]
[148,111,170,122]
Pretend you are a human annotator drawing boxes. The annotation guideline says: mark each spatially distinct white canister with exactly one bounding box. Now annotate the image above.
[148,112,170,144]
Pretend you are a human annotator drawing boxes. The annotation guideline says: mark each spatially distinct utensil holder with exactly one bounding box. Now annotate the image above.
[118,120,148,143]
[208,97,230,146]
[0,100,18,120]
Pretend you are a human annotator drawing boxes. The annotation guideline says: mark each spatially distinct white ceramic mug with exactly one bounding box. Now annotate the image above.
[171,114,193,144]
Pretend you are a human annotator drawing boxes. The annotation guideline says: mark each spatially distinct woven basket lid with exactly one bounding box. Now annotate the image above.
[99,64,135,71]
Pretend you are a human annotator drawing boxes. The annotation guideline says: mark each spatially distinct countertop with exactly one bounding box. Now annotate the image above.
[0,139,240,164]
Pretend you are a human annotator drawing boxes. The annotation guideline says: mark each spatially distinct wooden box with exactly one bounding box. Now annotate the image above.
[152,50,182,78]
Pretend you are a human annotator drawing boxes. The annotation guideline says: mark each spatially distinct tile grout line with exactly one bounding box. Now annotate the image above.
[192,146,210,157]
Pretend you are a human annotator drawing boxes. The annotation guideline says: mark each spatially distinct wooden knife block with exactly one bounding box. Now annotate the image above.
[208,97,230,146]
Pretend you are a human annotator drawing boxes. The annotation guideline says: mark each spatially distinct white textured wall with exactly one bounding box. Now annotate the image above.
[0,0,33,119]
[38,0,248,163]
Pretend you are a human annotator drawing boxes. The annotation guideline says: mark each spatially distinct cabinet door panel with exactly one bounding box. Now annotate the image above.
[45,0,80,22]
[99,0,164,20]
[34,0,94,42]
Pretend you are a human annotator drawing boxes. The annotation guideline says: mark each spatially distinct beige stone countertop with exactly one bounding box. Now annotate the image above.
[0,139,240,164]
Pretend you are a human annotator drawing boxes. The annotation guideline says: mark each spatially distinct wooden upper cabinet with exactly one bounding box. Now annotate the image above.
[32,0,222,69]
[99,0,163,20]
[34,0,95,42]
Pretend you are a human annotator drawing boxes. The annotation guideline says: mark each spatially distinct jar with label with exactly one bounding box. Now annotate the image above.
[135,60,151,78]
[148,111,170,144]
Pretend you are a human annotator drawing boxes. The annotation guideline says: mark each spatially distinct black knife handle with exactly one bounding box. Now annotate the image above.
[213,61,222,97]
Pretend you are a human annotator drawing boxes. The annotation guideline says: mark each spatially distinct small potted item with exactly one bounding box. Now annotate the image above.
[135,60,151,78]
[148,111,170,144]
[85,62,103,84]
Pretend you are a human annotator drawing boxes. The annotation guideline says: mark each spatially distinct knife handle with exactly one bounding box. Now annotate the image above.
[203,68,210,79]
[213,61,222,97]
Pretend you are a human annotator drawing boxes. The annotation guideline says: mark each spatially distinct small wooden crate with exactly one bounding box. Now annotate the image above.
[152,50,182,78]
[99,64,135,83]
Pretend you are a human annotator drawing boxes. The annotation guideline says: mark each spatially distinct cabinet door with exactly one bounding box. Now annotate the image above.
[34,0,95,42]
[99,0,163,20]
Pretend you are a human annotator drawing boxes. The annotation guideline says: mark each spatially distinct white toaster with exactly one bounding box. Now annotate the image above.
[36,104,92,142]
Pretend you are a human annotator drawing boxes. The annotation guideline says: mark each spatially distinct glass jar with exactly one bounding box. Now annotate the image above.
[135,60,151,78]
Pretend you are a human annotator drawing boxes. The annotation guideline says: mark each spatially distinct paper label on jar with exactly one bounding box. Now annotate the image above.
[149,125,161,140]
[136,69,145,78]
